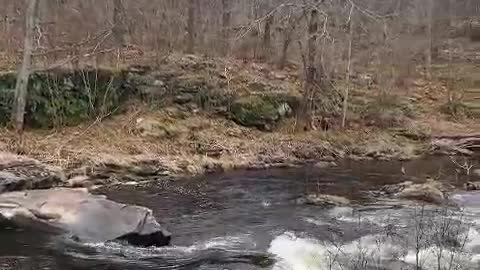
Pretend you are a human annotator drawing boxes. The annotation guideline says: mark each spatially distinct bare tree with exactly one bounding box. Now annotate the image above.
[185,0,196,54]
[12,0,39,133]
[262,0,274,60]
[278,11,301,69]
[342,4,354,129]
[112,0,128,47]
[2,0,480,132]
[220,0,231,56]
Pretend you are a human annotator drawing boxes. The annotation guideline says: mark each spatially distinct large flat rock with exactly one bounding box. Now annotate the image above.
[0,188,171,247]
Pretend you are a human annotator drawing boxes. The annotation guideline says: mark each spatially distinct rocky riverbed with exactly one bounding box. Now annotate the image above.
[1,154,480,270]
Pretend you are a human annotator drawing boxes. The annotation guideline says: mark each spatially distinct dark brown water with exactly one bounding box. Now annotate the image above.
[1,157,480,270]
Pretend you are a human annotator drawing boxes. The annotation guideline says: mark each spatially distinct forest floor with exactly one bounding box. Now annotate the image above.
[0,52,479,178]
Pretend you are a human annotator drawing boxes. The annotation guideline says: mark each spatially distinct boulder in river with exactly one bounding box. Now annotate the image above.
[0,152,65,193]
[0,188,171,247]
[396,183,445,204]
[464,181,480,191]
[375,179,451,204]
[451,191,480,207]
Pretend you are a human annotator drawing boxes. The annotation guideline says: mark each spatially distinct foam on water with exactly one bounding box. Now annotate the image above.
[61,233,258,269]
[303,217,328,226]
[268,225,480,270]
[402,246,474,270]
[87,234,254,255]
[326,206,407,228]
[268,232,330,270]
[268,232,405,270]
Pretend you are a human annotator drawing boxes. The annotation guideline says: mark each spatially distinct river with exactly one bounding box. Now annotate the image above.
[1,157,480,270]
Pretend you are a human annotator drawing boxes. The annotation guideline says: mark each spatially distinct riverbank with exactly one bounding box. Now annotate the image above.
[0,107,428,180]
[1,53,479,179]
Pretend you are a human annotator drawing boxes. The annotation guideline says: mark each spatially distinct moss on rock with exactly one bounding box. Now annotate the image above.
[231,95,292,130]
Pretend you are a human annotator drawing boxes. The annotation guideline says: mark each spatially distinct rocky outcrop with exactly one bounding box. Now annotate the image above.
[0,152,65,193]
[66,156,175,186]
[374,179,452,204]
[0,188,171,247]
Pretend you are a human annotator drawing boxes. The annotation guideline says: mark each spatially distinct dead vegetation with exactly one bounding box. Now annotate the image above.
[0,100,422,176]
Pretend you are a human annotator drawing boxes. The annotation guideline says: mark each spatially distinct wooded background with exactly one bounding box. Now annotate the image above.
[2,0,480,131]
[0,0,478,70]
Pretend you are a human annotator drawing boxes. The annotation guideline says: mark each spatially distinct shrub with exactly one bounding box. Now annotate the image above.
[362,92,417,128]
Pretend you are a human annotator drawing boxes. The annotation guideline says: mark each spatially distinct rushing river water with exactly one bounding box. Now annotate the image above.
[2,157,480,270]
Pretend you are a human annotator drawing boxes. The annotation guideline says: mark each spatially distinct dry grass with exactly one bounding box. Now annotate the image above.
[0,100,419,175]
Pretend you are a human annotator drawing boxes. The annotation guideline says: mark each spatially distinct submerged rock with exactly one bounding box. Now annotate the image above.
[0,152,65,193]
[65,175,94,188]
[296,194,350,207]
[0,188,171,247]
[313,161,337,169]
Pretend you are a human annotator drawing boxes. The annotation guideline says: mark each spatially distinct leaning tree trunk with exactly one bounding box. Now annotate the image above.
[12,0,38,133]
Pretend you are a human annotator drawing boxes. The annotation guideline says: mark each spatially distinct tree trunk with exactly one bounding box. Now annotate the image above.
[262,14,273,60]
[12,0,38,133]
[425,0,433,79]
[342,6,354,128]
[252,0,260,59]
[3,1,15,53]
[220,0,231,56]
[448,0,455,27]
[279,31,293,69]
[185,0,196,54]
[297,8,319,132]
[113,0,128,47]
[447,0,454,101]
